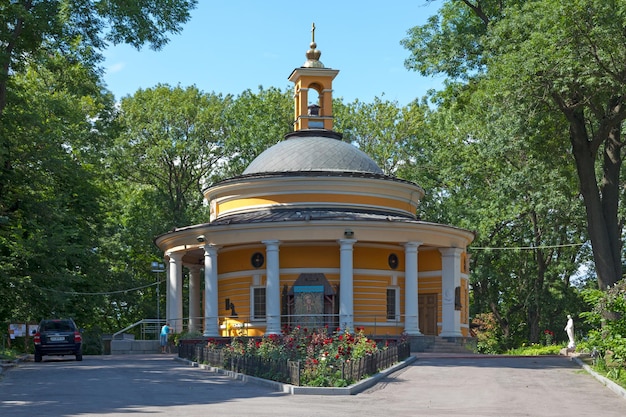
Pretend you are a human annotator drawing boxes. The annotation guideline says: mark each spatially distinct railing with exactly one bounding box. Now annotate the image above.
[114,313,416,340]
[178,341,411,386]
[112,319,166,340]
[167,313,408,337]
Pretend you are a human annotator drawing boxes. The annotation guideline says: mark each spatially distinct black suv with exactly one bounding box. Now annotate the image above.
[33,319,83,362]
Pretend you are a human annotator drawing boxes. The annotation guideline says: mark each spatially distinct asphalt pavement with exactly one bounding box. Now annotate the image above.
[0,353,624,416]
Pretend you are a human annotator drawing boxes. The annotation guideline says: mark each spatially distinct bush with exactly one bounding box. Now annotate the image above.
[581,279,626,370]
[472,313,502,354]
[212,326,398,387]
[505,343,563,356]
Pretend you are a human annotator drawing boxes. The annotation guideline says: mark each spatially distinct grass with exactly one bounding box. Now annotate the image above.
[504,343,563,356]
[0,348,20,361]
[583,356,626,390]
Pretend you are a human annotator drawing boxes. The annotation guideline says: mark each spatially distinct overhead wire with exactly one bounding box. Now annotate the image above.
[469,242,585,250]
[34,280,164,296]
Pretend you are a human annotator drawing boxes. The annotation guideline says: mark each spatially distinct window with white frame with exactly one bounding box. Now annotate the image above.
[386,287,399,320]
[251,287,266,320]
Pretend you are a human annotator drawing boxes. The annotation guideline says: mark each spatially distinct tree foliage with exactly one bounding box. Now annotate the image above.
[113,84,228,228]
[0,52,114,326]
[403,0,625,292]
[334,97,426,176]
[0,0,197,116]
[0,0,197,334]
[220,86,292,178]
[582,279,626,368]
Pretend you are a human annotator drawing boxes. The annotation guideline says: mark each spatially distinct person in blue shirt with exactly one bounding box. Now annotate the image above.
[160,322,170,353]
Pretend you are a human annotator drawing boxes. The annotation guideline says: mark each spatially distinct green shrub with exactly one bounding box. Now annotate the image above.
[505,343,563,356]
[581,279,626,370]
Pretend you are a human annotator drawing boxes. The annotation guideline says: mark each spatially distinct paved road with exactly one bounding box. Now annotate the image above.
[1,354,624,416]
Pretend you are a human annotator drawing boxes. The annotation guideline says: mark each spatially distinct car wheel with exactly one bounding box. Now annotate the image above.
[76,353,83,361]
[34,353,42,362]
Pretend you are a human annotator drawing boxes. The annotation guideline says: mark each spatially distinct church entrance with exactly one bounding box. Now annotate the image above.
[282,273,338,330]
[419,293,438,335]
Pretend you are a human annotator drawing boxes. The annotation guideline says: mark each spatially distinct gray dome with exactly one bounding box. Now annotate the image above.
[243,131,383,175]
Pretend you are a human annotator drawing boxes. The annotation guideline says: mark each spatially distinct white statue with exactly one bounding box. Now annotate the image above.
[565,314,575,349]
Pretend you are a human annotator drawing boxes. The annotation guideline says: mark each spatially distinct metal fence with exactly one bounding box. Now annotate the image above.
[178,340,410,386]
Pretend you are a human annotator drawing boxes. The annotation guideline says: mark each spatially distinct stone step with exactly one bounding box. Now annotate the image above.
[422,337,475,354]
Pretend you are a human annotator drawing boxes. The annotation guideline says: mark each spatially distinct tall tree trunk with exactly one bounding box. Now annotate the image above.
[528,210,546,344]
[559,101,623,290]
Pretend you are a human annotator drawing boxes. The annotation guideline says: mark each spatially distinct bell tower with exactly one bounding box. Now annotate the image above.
[288,23,339,131]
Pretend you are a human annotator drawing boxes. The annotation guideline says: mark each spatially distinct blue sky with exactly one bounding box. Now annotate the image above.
[102,1,444,105]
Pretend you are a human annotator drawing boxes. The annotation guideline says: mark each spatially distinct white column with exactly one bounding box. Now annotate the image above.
[263,240,281,335]
[165,265,170,326]
[404,241,422,335]
[203,244,220,337]
[338,239,356,332]
[166,252,184,334]
[439,247,464,337]
[187,264,201,334]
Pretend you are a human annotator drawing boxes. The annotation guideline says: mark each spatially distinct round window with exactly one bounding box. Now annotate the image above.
[251,252,265,268]
[388,253,399,269]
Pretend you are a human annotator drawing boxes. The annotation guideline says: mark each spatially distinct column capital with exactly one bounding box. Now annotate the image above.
[337,238,356,247]
[166,251,184,262]
[261,239,281,250]
[202,243,220,256]
[403,241,423,251]
[439,247,465,257]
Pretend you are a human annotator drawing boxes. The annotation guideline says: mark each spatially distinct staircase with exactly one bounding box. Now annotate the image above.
[409,336,476,354]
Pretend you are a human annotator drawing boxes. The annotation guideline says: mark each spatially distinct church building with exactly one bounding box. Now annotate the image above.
[154,27,474,342]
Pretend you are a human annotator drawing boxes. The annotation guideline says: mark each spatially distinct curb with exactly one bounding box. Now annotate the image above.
[571,356,626,401]
[0,354,30,376]
[175,355,417,395]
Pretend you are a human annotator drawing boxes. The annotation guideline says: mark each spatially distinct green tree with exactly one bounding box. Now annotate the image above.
[101,85,229,326]
[334,97,426,176]
[0,0,197,116]
[113,84,228,228]
[220,86,293,178]
[425,82,588,345]
[0,0,197,332]
[402,0,626,291]
[0,53,114,326]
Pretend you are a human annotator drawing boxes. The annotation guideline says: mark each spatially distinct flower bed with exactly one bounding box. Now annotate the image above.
[179,326,410,387]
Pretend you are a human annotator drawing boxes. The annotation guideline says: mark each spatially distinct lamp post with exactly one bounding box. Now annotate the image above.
[151,261,165,323]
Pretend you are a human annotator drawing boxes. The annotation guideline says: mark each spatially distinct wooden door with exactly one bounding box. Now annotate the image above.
[418,294,438,335]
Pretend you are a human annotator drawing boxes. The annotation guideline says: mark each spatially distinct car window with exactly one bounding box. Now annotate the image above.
[40,321,74,332]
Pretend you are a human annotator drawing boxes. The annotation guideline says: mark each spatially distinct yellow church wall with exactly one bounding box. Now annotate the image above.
[217,246,265,274]
[353,275,391,318]
[218,275,257,336]
[418,250,441,271]
[279,245,339,269]
[418,276,442,294]
[351,246,405,334]
[217,193,413,216]
[354,246,403,270]
[353,273,403,335]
